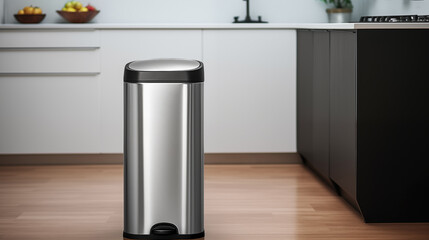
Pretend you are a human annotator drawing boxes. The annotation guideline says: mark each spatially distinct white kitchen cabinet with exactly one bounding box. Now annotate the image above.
[0,30,101,154]
[0,75,100,153]
[0,50,100,74]
[0,30,100,48]
[99,30,202,153]
[202,30,296,153]
[0,28,297,155]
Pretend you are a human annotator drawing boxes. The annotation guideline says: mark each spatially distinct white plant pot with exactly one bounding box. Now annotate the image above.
[327,8,352,23]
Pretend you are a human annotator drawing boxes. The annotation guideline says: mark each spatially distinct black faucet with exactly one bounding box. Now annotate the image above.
[233,0,268,23]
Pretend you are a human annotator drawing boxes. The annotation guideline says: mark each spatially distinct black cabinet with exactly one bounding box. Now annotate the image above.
[356,30,429,223]
[329,31,357,202]
[312,31,330,180]
[297,29,429,223]
[297,30,313,166]
[297,30,330,181]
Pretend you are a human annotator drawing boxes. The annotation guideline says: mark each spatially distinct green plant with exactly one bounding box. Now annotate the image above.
[321,0,353,8]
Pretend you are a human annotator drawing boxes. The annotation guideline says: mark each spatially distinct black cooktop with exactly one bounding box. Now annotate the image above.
[360,15,429,23]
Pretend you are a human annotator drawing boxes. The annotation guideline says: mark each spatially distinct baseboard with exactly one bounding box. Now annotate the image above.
[0,154,124,165]
[0,153,302,165]
[204,153,301,164]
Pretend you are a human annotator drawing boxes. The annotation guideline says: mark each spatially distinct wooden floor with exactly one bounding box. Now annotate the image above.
[0,164,428,240]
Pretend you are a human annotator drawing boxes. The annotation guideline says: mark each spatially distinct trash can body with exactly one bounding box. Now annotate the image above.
[123,59,204,239]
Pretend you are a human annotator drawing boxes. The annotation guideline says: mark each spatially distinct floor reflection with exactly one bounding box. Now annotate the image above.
[203,164,429,240]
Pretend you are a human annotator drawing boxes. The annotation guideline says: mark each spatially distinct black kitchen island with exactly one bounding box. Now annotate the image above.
[297,28,429,223]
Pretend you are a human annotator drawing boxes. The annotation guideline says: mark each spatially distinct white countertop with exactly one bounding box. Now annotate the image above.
[1,23,429,30]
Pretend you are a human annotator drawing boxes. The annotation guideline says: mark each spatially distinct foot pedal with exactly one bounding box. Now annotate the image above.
[150,223,178,236]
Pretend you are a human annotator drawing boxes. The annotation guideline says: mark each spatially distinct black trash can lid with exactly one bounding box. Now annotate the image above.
[124,59,204,83]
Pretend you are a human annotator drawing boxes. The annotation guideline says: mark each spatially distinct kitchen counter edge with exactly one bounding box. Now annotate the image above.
[1,23,429,30]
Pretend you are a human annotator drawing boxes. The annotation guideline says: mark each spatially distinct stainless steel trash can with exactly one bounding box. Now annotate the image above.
[123,59,204,240]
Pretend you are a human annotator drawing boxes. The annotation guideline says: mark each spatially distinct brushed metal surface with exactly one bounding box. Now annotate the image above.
[128,59,201,72]
[124,82,204,235]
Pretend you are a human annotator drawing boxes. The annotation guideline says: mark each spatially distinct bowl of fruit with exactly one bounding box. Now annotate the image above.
[57,1,99,23]
[14,6,45,24]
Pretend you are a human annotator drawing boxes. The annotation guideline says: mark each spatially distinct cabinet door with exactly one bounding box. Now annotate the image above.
[203,30,296,153]
[297,30,313,161]
[312,30,330,178]
[99,30,202,153]
[0,76,100,153]
[0,30,101,154]
[329,31,357,198]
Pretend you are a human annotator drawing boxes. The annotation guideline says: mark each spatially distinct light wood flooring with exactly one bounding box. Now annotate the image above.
[0,164,428,240]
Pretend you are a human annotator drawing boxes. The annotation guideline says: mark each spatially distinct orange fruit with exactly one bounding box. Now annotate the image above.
[17,9,25,15]
[33,7,42,14]
[23,6,34,14]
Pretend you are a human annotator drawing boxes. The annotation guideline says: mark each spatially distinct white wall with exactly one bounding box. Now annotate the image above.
[360,0,429,16]
[0,0,4,23]
[3,0,367,24]
[2,0,429,24]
